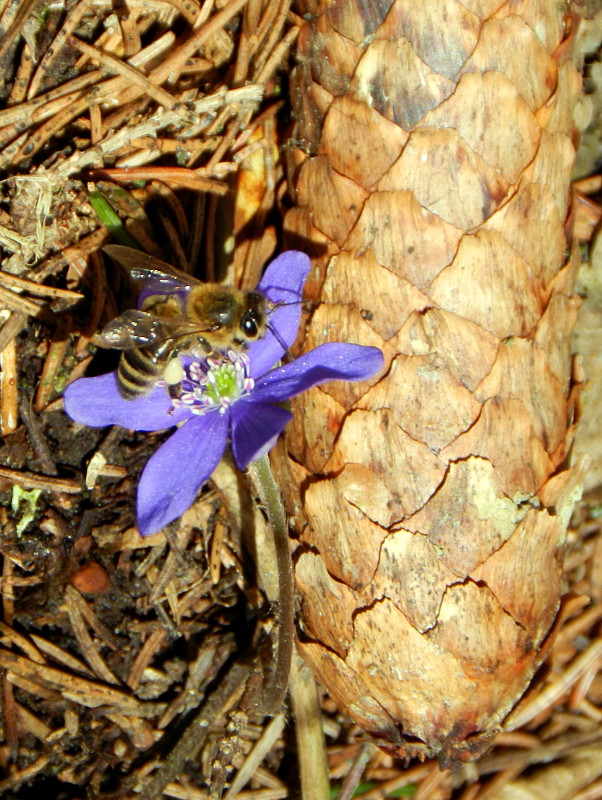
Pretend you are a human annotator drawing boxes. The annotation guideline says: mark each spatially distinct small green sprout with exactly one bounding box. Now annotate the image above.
[590,504,602,519]
[88,190,139,247]
[11,486,43,536]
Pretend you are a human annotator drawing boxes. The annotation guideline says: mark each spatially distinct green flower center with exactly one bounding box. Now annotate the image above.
[169,351,254,416]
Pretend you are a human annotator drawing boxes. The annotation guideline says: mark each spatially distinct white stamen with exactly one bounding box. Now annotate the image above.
[166,350,254,417]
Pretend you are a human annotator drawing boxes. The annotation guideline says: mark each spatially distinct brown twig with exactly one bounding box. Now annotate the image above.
[0,283,55,322]
[0,648,166,717]
[336,744,375,800]
[508,640,602,731]
[53,85,263,182]
[34,314,72,411]
[0,466,81,493]
[0,271,84,301]
[0,620,45,664]
[1,556,15,625]
[0,310,27,355]
[0,69,103,130]
[6,43,33,105]
[0,755,50,794]
[136,661,252,800]
[88,166,230,194]
[0,337,18,435]
[289,653,330,800]
[27,0,94,99]
[70,35,201,126]
[0,0,38,67]
[126,628,168,691]
[18,398,58,476]
[63,585,120,685]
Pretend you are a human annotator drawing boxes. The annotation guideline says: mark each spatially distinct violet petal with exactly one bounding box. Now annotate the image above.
[63,372,190,431]
[256,250,311,305]
[248,251,311,377]
[230,400,292,469]
[250,343,384,404]
[136,411,229,536]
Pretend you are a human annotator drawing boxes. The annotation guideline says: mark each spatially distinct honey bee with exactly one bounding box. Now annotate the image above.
[98,245,270,400]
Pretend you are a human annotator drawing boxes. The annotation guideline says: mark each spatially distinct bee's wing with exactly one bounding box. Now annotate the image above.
[98,309,173,349]
[98,309,221,350]
[103,245,202,294]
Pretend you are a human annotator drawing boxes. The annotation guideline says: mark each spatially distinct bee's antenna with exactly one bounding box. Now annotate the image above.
[267,322,295,361]
[267,298,309,361]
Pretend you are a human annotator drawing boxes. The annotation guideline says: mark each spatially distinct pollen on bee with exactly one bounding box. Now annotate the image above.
[163,357,185,386]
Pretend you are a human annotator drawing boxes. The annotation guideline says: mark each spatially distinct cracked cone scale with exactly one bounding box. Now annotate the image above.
[274,0,586,762]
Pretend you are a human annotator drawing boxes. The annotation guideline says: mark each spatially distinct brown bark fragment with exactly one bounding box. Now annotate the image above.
[324,0,392,43]
[295,552,358,656]
[539,458,587,523]
[483,182,566,284]
[421,71,540,183]
[376,0,481,80]
[475,338,567,454]
[460,17,557,111]
[290,79,335,155]
[295,639,402,741]
[425,581,531,673]
[343,598,531,748]
[321,251,430,341]
[281,0,582,763]
[302,467,388,588]
[441,398,555,498]
[534,292,581,388]
[379,128,510,230]
[304,15,363,96]
[345,190,463,289]
[324,409,447,523]
[357,354,482,451]
[402,457,525,577]
[525,130,575,220]
[297,155,368,244]
[282,207,337,296]
[285,385,346,473]
[320,96,408,187]
[396,308,500,392]
[471,509,563,642]
[493,0,565,53]
[366,528,459,632]
[459,0,505,19]
[541,62,583,134]
[549,242,582,297]
[350,39,456,129]
[430,229,546,339]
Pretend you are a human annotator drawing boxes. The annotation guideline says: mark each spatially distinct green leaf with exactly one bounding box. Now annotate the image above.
[88,190,139,248]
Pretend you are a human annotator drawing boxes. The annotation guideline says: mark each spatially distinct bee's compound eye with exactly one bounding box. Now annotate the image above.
[240,315,259,338]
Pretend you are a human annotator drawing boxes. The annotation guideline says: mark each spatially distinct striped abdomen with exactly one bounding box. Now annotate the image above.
[117,341,172,400]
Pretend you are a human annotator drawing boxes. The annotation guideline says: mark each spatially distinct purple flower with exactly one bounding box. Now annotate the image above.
[64,251,384,537]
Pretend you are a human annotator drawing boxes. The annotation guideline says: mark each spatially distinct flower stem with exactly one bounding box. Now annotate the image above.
[290,651,330,800]
[247,454,294,715]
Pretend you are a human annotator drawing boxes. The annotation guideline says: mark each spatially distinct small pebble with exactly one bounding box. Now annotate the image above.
[69,561,110,595]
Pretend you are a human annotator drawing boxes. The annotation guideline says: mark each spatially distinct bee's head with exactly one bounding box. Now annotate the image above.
[239,292,268,340]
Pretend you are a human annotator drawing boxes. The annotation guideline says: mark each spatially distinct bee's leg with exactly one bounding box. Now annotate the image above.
[163,352,184,400]
[163,355,184,385]
[167,384,183,402]
[198,336,212,354]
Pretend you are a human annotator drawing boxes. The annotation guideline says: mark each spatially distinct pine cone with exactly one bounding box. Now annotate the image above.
[276,0,584,763]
